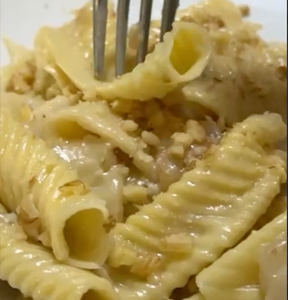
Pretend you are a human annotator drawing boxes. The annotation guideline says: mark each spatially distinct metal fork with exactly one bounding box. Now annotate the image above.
[93,0,180,79]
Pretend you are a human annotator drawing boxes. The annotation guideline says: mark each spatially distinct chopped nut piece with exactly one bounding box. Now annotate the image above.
[141,131,160,146]
[20,105,33,123]
[109,246,137,268]
[130,254,162,278]
[186,120,206,143]
[121,120,139,132]
[171,132,193,148]
[123,185,149,205]
[168,144,185,158]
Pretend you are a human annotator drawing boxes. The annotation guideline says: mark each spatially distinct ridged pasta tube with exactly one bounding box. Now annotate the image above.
[108,113,287,300]
[196,213,287,300]
[0,205,117,300]
[40,21,211,101]
[50,101,156,179]
[0,108,109,269]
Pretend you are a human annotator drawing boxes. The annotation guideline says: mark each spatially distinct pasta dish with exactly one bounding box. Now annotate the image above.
[0,0,287,300]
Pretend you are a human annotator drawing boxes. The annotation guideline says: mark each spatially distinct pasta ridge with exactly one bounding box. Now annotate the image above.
[50,101,156,179]
[0,205,117,300]
[196,212,287,300]
[0,1,287,299]
[41,21,211,101]
[108,113,286,300]
[0,108,109,269]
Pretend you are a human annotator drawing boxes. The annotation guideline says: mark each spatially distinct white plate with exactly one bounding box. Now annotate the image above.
[0,0,287,299]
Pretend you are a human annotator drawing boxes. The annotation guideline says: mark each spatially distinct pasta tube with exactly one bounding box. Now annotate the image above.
[0,204,117,300]
[0,108,109,269]
[39,21,211,101]
[108,113,287,300]
[50,101,156,179]
[196,213,287,300]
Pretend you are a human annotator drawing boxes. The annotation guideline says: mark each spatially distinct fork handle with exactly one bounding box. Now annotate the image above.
[160,0,180,42]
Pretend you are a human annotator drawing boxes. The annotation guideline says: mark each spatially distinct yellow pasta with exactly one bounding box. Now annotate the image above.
[92,166,128,223]
[108,113,286,300]
[51,136,128,222]
[0,39,35,92]
[253,194,287,230]
[196,212,287,300]
[168,43,287,126]
[36,20,211,101]
[0,204,117,300]
[0,108,109,269]
[49,101,156,179]
[50,101,139,154]
[1,92,32,119]
[0,1,287,299]
[180,0,287,125]
[1,92,76,141]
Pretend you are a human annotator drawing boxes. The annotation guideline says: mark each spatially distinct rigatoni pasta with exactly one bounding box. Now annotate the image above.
[168,0,288,125]
[108,113,286,300]
[0,0,287,299]
[196,212,287,300]
[49,101,156,179]
[35,19,211,101]
[0,204,117,300]
[0,108,109,269]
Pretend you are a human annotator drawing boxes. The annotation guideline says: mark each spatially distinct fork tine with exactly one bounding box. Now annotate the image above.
[93,0,108,79]
[116,0,130,77]
[160,0,179,42]
[137,0,153,63]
